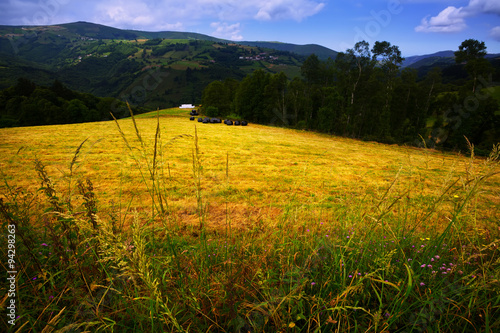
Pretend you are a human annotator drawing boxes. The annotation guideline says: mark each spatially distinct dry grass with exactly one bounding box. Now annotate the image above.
[1,109,499,332]
[1,109,498,233]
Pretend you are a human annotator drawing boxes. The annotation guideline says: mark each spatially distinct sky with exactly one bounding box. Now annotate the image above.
[1,0,499,56]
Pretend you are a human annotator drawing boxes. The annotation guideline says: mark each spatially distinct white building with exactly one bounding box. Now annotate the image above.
[179,104,195,109]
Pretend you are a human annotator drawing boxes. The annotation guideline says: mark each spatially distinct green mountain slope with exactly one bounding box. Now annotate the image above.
[239,41,338,60]
[0,22,310,109]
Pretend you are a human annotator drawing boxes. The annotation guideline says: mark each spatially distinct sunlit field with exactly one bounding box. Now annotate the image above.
[1,108,499,332]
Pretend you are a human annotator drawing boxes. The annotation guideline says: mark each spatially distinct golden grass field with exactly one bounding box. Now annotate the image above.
[1,108,500,332]
[1,108,498,234]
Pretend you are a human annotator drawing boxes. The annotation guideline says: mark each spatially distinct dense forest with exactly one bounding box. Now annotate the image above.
[201,40,500,155]
[0,79,142,127]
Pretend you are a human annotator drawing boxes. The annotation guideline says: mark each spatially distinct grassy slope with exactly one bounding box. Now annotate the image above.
[1,109,498,226]
[1,111,499,331]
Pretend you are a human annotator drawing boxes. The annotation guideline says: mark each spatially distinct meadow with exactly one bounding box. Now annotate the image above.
[1,108,499,332]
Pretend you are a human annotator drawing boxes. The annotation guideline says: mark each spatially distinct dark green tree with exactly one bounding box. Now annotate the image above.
[265,72,289,125]
[454,39,490,93]
[234,69,271,122]
[202,81,230,116]
[371,41,404,140]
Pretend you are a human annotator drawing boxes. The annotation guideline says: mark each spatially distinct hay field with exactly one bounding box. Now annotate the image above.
[1,108,499,332]
[1,108,498,232]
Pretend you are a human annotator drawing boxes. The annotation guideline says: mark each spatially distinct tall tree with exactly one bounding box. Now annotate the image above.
[454,39,489,93]
[348,41,372,106]
[265,72,289,125]
[234,69,271,122]
[301,54,323,85]
[371,41,404,139]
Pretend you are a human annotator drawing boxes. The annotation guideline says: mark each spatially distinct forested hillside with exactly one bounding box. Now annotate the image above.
[0,78,135,127]
[201,40,500,155]
[0,22,309,110]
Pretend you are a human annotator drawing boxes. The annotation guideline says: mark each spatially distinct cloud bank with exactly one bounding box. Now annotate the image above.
[1,0,326,40]
[415,0,500,35]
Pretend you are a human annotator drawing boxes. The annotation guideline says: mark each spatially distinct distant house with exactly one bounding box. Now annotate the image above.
[179,104,195,109]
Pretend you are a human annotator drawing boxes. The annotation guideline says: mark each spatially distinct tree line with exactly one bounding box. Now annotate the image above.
[0,78,145,128]
[201,40,499,155]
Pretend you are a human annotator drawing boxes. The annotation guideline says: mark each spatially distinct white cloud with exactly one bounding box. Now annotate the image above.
[415,0,500,33]
[89,0,326,30]
[467,0,500,15]
[415,6,467,32]
[210,21,243,40]
[254,0,325,21]
[490,26,500,41]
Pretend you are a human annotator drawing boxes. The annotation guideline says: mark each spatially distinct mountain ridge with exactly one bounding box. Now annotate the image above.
[9,21,500,62]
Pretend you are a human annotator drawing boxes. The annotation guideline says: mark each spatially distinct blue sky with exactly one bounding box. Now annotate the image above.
[1,0,499,56]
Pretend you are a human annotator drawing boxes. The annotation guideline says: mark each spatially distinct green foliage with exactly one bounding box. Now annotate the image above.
[0,79,136,127]
[203,106,220,117]
[201,39,499,155]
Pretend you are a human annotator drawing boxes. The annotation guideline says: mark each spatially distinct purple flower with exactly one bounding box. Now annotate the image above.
[420,282,425,286]
[41,243,48,246]
[421,264,426,268]
[311,282,316,286]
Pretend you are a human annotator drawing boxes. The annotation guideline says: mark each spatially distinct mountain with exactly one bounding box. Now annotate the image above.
[402,51,455,68]
[1,21,498,111]
[0,22,311,110]
[402,50,500,69]
[237,41,337,60]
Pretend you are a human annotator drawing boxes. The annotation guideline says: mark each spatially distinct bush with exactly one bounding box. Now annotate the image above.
[204,106,221,117]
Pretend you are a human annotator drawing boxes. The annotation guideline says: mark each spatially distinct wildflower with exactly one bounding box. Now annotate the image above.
[420,282,425,286]
[421,264,426,268]
[431,258,434,262]
[41,243,48,246]
[348,275,353,278]
[435,255,440,259]
[427,265,432,268]
[408,258,412,261]
[311,282,316,286]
